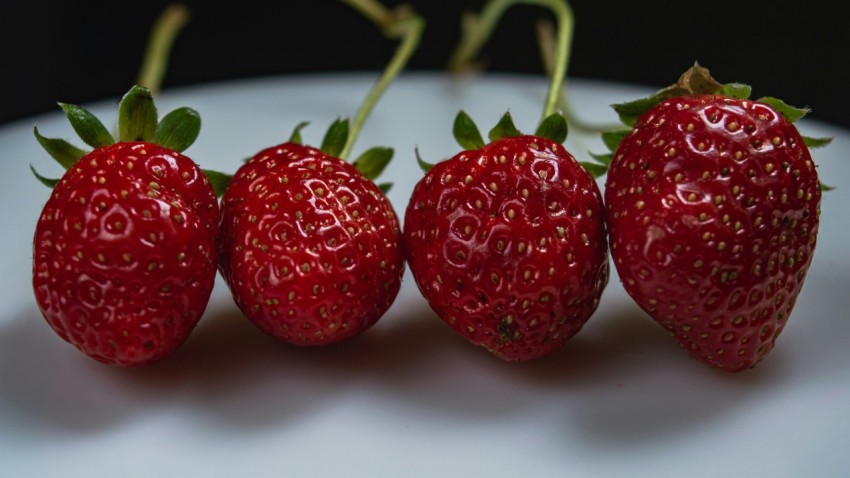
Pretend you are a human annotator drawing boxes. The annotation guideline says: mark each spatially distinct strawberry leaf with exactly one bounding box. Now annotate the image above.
[820,181,835,191]
[118,86,158,142]
[580,161,608,178]
[534,113,567,144]
[33,125,86,170]
[321,118,349,158]
[59,102,114,148]
[803,136,833,149]
[201,168,233,197]
[154,107,200,152]
[716,83,752,99]
[612,64,726,127]
[589,151,613,165]
[289,121,310,144]
[612,94,665,127]
[353,146,393,180]
[415,146,434,172]
[378,182,393,195]
[453,111,485,150]
[757,97,809,123]
[488,111,522,142]
[601,129,629,153]
[29,164,60,188]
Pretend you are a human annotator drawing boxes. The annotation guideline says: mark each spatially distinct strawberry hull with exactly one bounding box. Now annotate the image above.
[217,143,404,346]
[32,142,220,366]
[605,95,821,372]
[404,135,609,361]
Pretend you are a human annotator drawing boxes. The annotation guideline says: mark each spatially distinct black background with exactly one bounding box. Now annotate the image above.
[1,0,847,128]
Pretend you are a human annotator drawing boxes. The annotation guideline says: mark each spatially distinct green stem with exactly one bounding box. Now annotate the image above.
[535,19,620,133]
[448,0,573,122]
[136,4,190,96]
[338,0,425,160]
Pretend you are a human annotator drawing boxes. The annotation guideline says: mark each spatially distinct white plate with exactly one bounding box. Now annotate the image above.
[1,73,848,477]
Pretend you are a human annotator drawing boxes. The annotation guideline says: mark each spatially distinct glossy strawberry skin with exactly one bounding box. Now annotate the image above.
[605,95,821,372]
[218,143,404,345]
[32,142,220,366]
[404,135,609,361]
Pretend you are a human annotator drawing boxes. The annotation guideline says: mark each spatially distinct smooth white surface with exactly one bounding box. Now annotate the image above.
[1,73,848,477]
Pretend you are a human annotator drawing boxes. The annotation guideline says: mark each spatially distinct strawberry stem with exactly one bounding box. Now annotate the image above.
[136,3,190,96]
[448,0,573,122]
[337,0,425,160]
[535,19,619,133]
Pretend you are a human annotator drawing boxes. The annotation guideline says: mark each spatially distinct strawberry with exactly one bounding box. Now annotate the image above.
[403,0,606,361]
[31,86,227,366]
[403,111,609,361]
[218,136,403,345]
[591,64,831,372]
[216,1,422,346]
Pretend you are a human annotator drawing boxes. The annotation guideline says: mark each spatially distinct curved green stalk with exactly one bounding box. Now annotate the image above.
[338,0,425,160]
[448,0,573,122]
[136,4,190,95]
[535,19,620,133]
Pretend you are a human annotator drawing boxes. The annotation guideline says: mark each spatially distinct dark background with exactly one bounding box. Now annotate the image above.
[1,0,847,128]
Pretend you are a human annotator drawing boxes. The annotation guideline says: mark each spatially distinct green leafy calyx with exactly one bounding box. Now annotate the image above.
[32,84,222,191]
[534,113,568,144]
[488,112,522,142]
[320,118,350,158]
[587,63,831,179]
[423,109,571,172]
[289,121,310,144]
[118,86,159,142]
[154,107,201,152]
[353,147,394,181]
[291,119,395,187]
[453,111,485,150]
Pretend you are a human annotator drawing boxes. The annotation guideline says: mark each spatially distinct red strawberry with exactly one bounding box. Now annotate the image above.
[31,86,226,366]
[218,137,403,345]
[594,64,829,372]
[403,112,609,361]
[216,1,421,346]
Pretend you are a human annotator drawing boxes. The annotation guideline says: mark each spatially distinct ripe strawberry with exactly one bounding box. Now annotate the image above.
[593,64,830,372]
[216,0,421,346]
[31,86,226,366]
[218,124,404,345]
[403,112,609,361]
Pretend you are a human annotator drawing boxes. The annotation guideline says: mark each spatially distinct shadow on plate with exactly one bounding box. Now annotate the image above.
[0,291,799,441]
